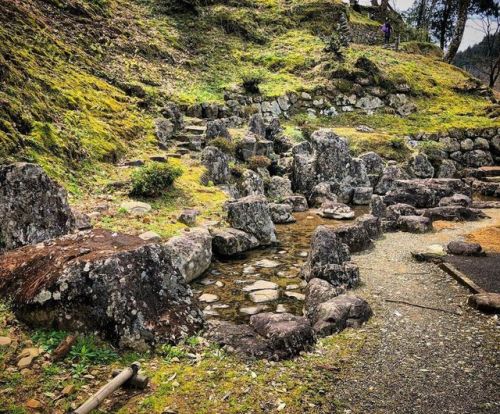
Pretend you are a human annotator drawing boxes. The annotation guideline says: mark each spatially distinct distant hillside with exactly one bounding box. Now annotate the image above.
[454,32,500,90]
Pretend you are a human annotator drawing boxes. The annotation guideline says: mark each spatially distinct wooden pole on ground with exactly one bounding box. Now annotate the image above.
[71,362,141,414]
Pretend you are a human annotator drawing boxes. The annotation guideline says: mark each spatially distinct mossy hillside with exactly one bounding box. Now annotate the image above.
[2,0,497,188]
[0,0,155,183]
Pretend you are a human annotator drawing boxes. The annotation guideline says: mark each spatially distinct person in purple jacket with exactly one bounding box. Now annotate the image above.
[381,19,392,44]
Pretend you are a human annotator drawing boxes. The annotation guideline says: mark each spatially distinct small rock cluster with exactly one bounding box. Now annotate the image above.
[370,178,486,233]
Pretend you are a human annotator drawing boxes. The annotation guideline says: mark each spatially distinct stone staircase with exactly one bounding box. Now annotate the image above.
[173,118,207,156]
[480,166,500,183]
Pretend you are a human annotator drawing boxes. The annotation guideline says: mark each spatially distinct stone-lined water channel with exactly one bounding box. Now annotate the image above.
[194,207,368,323]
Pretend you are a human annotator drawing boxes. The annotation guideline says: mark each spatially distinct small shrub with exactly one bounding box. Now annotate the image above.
[210,137,236,155]
[158,344,187,361]
[130,162,182,198]
[248,155,271,170]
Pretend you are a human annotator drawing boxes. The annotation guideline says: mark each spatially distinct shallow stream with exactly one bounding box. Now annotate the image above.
[193,207,368,323]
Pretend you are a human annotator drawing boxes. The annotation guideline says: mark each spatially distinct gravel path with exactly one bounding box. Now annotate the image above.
[334,212,500,414]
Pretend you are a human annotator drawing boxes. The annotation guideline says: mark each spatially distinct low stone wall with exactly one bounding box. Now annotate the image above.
[411,128,500,168]
[182,84,415,123]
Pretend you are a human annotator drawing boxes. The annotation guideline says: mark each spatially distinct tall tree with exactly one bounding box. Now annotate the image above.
[454,6,500,87]
[445,0,471,62]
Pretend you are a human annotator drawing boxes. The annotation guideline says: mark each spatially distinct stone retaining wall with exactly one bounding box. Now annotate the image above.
[182,84,415,124]
[411,128,500,168]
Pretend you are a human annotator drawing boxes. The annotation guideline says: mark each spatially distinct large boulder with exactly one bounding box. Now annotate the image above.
[0,163,76,251]
[397,215,432,233]
[269,203,296,224]
[384,179,472,208]
[419,206,486,222]
[226,196,277,245]
[165,228,212,283]
[266,176,293,201]
[310,295,372,337]
[370,195,387,218]
[201,146,230,185]
[205,119,231,140]
[249,312,315,359]
[0,229,204,350]
[408,154,435,178]
[292,130,370,198]
[210,228,260,256]
[309,182,338,207]
[304,278,344,320]
[462,150,493,168]
[239,170,265,197]
[360,151,385,177]
[374,165,410,195]
[333,222,372,253]
[205,320,271,359]
[282,195,309,212]
[447,240,484,256]
[300,226,359,289]
[155,118,175,148]
[206,313,315,361]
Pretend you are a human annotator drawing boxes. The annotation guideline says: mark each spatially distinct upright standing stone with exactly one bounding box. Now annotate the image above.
[0,163,75,251]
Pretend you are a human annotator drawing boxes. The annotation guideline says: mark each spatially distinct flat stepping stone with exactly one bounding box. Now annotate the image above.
[249,289,279,303]
[276,304,288,313]
[139,231,161,242]
[286,284,300,290]
[284,292,305,301]
[211,303,230,309]
[242,280,279,292]
[199,293,219,303]
[240,305,269,315]
[412,244,446,262]
[200,278,216,286]
[120,201,152,215]
[243,266,256,274]
[203,306,219,317]
[255,259,281,268]
[0,336,12,346]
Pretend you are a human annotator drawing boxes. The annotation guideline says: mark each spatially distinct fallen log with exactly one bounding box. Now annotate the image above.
[70,362,146,414]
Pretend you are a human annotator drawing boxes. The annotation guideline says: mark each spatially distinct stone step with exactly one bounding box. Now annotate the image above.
[176,133,205,142]
[186,117,206,126]
[485,176,500,183]
[175,148,190,155]
[479,166,500,177]
[185,125,206,133]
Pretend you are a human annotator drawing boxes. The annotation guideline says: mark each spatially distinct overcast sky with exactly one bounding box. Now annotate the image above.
[357,0,492,51]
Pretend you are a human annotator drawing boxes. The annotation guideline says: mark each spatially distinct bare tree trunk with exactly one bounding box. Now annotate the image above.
[489,55,500,88]
[444,0,471,62]
[371,0,379,6]
[439,0,453,50]
[381,0,390,11]
[416,0,427,29]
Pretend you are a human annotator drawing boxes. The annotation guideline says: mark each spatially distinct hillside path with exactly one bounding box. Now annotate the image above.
[334,210,500,414]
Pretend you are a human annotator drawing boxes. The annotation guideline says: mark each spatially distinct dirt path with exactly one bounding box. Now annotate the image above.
[334,211,500,414]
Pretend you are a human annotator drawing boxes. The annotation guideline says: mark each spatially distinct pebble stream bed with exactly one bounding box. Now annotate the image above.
[193,207,368,323]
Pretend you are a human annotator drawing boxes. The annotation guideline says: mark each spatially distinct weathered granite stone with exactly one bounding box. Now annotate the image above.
[0,163,76,251]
